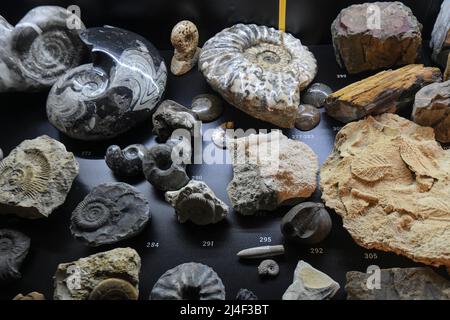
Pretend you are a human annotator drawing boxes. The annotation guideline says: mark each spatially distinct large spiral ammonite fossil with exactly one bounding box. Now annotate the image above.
[199,24,317,128]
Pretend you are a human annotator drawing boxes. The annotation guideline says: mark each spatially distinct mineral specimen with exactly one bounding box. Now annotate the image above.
[0,229,30,283]
[281,202,332,244]
[54,248,140,300]
[165,180,228,225]
[237,245,285,259]
[105,144,146,177]
[149,262,225,300]
[191,94,223,122]
[430,0,450,67]
[412,80,450,143]
[331,2,422,74]
[295,104,320,131]
[346,267,450,300]
[0,6,86,92]
[152,100,199,142]
[0,135,79,219]
[302,83,332,108]
[321,113,450,267]
[170,21,201,76]
[89,278,138,300]
[70,183,150,247]
[282,261,340,300]
[211,122,235,149]
[47,26,167,140]
[13,292,45,300]
[227,131,318,215]
[257,260,279,277]
[325,64,442,123]
[236,288,258,300]
[199,24,317,128]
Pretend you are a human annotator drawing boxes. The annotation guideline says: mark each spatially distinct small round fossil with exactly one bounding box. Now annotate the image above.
[236,288,258,300]
[302,83,333,108]
[295,104,321,131]
[281,202,332,244]
[0,229,30,283]
[211,121,235,149]
[105,144,146,177]
[191,94,223,122]
[258,259,280,277]
[89,278,138,300]
[13,292,45,300]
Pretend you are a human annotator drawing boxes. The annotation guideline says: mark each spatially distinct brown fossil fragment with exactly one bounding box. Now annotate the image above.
[325,64,442,123]
[320,113,450,268]
[13,292,45,300]
[445,53,450,81]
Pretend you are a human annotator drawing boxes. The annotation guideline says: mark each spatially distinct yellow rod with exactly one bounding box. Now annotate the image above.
[278,0,286,31]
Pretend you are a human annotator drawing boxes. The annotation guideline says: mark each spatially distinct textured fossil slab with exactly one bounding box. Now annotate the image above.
[54,248,140,300]
[283,261,340,300]
[332,2,422,74]
[346,267,450,300]
[0,229,30,283]
[150,262,225,300]
[227,131,318,215]
[47,26,167,141]
[325,64,442,123]
[412,80,450,143]
[430,0,450,67]
[0,135,79,219]
[0,6,86,92]
[199,24,317,128]
[70,183,150,247]
[165,180,228,225]
[321,113,450,267]
[170,20,200,76]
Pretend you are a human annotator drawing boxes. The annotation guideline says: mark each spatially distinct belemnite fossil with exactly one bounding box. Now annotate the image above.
[236,288,258,300]
[0,6,86,92]
[191,94,223,122]
[237,245,285,259]
[295,104,321,131]
[70,183,150,247]
[281,202,332,244]
[150,262,225,300]
[170,20,201,76]
[0,229,30,283]
[302,83,333,108]
[165,180,229,225]
[13,292,45,300]
[105,144,146,177]
[47,26,167,141]
[89,278,138,300]
[258,259,279,277]
[199,24,317,128]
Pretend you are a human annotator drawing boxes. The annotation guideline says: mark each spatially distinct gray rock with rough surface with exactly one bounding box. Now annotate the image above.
[430,0,450,67]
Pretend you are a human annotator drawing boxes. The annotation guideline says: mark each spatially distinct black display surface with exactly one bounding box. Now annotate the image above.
[1,45,448,300]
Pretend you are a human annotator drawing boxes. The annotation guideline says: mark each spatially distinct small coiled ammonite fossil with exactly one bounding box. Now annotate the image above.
[150,262,225,300]
[0,229,30,283]
[105,144,146,177]
[258,259,280,277]
[89,278,138,300]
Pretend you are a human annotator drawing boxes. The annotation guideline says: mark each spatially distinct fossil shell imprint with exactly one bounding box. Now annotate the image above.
[150,262,225,300]
[70,183,150,247]
[0,6,86,91]
[199,24,317,128]
[105,144,146,177]
[47,26,167,140]
[0,229,30,283]
[89,278,138,300]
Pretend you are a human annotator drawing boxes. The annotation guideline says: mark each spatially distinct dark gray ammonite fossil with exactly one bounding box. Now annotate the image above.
[149,262,225,300]
[105,144,146,177]
[0,229,30,283]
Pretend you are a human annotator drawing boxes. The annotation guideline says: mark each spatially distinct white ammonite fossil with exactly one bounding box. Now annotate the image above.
[199,24,317,128]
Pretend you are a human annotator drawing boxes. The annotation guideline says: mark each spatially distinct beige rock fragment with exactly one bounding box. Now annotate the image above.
[170,20,200,76]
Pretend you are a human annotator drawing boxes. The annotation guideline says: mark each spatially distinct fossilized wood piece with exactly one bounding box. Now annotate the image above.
[320,113,450,267]
[0,135,79,219]
[325,64,442,123]
[199,24,317,128]
[412,81,450,143]
[237,245,285,259]
[430,0,450,67]
[227,131,318,215]
[346,267,450,300]
[54,248,140,300]
[332,2,422,74]
[283,261,340,300]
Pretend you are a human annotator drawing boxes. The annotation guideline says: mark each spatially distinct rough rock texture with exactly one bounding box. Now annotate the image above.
[0,229,30,283]
[199,24,317,128]
[445,53,450,81]
[165,180,228,225]
[13,292,45,300]
[227,131,318,215]
[325,64,442,123]
[170,20,200,76]
[430,0,450,67]
[346,267,450,300]
[0,135,79,219]
[331,2,422,74]
[70,183,150,246]
[412,80,450,143]
[53,248,140,300]
[236,288,258,300]
[320,114,450,267]
[283,261,340,300]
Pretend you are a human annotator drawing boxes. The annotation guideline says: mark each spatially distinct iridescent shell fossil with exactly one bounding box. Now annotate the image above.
[170,20,201,76]
[89,278,138,300]
[0,229,30,283]
[149,262,225,300]
[70,183,150,247]
[236,288,258,300]
[0,6,86,91]
[47,26,167,140]
[199,24,317,128]
[258,259,279,277]
[105,144,146,177]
